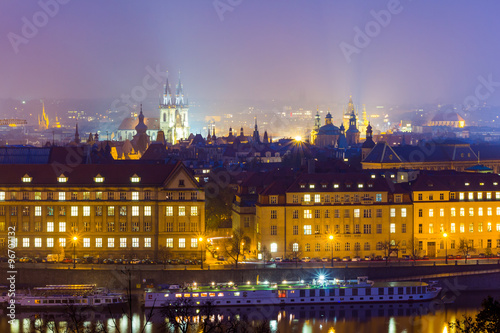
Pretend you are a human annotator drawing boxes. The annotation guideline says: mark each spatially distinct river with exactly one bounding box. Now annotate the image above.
[2,290,499,333]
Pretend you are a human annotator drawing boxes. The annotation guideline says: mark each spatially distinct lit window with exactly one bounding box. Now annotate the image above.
[59,192,66,201]
[304,210,312,219]
[460,223,465,233]
[460,208,465,216]
[34,238,42,248]
[468,193,474,200]
[131,175,140,183]
[22,176,32,183]
[390,223,395,233]
[390,208,396,217]
[132,206,139,216]
[145,238,151,248]
[429,209,433,217]
[144,206,151,216]
[83,238,90,248]
[478,207,483,216]
[487,207,492,216]
[314,194,320,203]
[96,238,102,248]
[132,192,139,201]
[459,193,464,200]
[401,208,407,217]
[429,223,434,233]
[478,192,483,200]
[83,206,90,216]
[59,238,66,247]
[191,206,198,216]
[94,175,104,183]
[166,206,173,216]
[354,209,360,218]
[58,176,67,183]
[451,223,455,233]
[304,194,310,202]
[309,184,315,189]
[108,238,115,248]
[47,238,54,248]
[440,208,444,217]
[120,238,127,248]
[469,208,474,216]
[191,238,198,248]
[132,238,139,248]
[334,184,339,188]
[270,243,278,252]
[0,192,4,201]
[71,206,78,216]
[303,225,312,235]
[376,194,382,202]
[35,206,42,216]
[59,222,66,232]
[178,206,186,216]
[179,238,186,248]
[487,192,492,200]
[469,223,474,233]
[47,222,54,232]
[451,208,456,216]
[20,237,27,247]
[166,238,173,248]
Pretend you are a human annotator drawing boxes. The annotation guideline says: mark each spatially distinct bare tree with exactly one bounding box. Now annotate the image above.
[407,237,420,261]
[458,238,476,263]
[381,240,400,265]
[223,228,246,268]
[158,245,172,269]
[261,245,271,264]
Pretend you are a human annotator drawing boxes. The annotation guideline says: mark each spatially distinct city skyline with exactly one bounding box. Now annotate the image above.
[1,1,500,109]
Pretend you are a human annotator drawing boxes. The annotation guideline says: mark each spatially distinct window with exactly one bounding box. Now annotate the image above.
[376,224,382,234]
[451,223,456,233]
[314,210,320,218]
[304,210,312,219]
[11,207,17,216]
[190,206,198,216]
[345,242,350,251]
[451,208,456,216]
[376,209,382,218]
[82,206,90,216]
[120,206,127,216]
[429,223,434,233]
[0,192,4,201]
[120,222,127,232]
[334,209,340,218]
[83,222,90,232]
[376,194,382,202]
[58,176,67,183]
[132,221,139,232]
[34,238,41,248]
[132,206,139,216]
[304,194,310,202]
[315,224,321,234]
[468,193,474,200]
[71,192,78,200]
[47,238,54,248]
[190,238,198,248]
[95,222,102,232]
[22,206,30,216]
[120,192,126,200]
[314,194,320,203]
[315,243,321,252]
[459,193,464,200]
[34,192,41,200]
[107,238,115,248]
[269,195,278,204]
[178,222,185,232]
[293,225,298,235]
[440,193,444,200]
[23,238,30,248]
[402,223,406,233]
[131,176,140,183]
[107,206,115,216]
[487,192,492,200]
[429,194,434,200]
[292,243,299,252]
[59,238,66,247]
[438,208,444,217]
[354,209,360,218]
[270,225,277,235]
[304,225,312,235]
[418,193,423,200]
[429,209,433,217]
[161,238,172,249]
[120,238,127,248]
[59,222,66,232]
[178,179,185,187]
[166,206,174,216]
[460,223,465,233]
[166,222,173,232]
[132,192,139,201]
[325,195,330,203]
[478,223,483,232]
[460,208,465,216]
[469,208,474,217]
[395,195,402,203]
[145,238,151,248]
[325,210,330,218]
[401,208,407,217]
[108,192,114,200]
[271,210,277,219]
[34,206,42,216]
[95,206,102,216]
[132,238,139,248]
[390,223,396,233]
[389,208,395,217]
[344,224,350,234]
[271,243,278,252]
[83,238,90,248]
[107,221,115,232]
[418,209,422,217]
[354,242,360,251]
[363,224,371,234]
[71,206,78,216]
[142,206,151,217]
[178,206,186,216]
[469,223,474,233]
[344,209,350,218]
[292,195,298,203]
[488,207,492,216]
[478,192,483,200]
[179,238,186,248]
[418,224,422,234]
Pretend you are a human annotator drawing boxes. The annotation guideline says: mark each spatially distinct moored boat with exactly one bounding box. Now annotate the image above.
[144,276,441,308]
[1,284,126,308]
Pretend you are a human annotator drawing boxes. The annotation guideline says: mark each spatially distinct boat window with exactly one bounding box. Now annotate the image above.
[175,294,182,298]
[300,290,305,297]
[192,293,199,297]
[55,300,61,303]
[365,288,371,296]
[106,299,111,303]
[233,292,239,296]
[201,293,207,297]
[95,299,101,303]
[48,300,55,303]
[352,289,358,296]
[398,287,404,295]
[412,287,416,294]
[319,289,325,297]
[209,293,215,297]
[339,289,345,297]
[388,288,394,295]
[217,293,224,297]
[184,293,191,297]
[309,290,315,297]
[378,288,384,295]
[35,300,41,304]
[406,287,411,294]
[113,298,118,303]
[329,289,335,297]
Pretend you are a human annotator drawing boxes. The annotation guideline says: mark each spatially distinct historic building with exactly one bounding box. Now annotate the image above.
[0,161,205,260]
[159,73,190,144]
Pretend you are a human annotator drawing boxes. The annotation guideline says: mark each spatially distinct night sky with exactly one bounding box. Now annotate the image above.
[2,0,500,106]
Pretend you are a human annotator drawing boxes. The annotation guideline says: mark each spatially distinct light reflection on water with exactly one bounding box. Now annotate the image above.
[0,291,495,333]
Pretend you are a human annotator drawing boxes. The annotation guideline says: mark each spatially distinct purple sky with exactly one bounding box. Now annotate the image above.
[1,0,500,106]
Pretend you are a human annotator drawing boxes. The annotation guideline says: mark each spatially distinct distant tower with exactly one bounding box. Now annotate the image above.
[361,122,375,160]
[38,101,49,130]
[346,106,360,145]
[263,130,269,144]
[132,104,150,154]
[74,123,80,144]
[344,96,355,129]
[310,109,321,144]
[159,71,190,144]
[252,117,260,143]
[359,104,368,139]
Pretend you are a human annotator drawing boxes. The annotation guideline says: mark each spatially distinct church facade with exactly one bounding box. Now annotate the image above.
[159,73,190,144]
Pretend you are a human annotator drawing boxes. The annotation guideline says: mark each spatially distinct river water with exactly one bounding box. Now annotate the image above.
[2,290,499,333]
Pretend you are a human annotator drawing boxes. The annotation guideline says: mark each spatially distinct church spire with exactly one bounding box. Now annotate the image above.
[163,71,173,105]
[74,123,80,144]
[175,70,185,105]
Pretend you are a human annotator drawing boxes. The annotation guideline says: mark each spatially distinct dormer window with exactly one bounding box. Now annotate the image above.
[22,174,32,183]
[131,174,140,183]
[94,174,104,183]
[465,182,469,186]
[333,184,339,189]
[300,184,305,189]
[58,175,67,183]
[480,182,484,186]
[358,184,364,188]
[309,184,315,189]
[179,179,185,187]
[390,174,395,178]
[371,175,376,179]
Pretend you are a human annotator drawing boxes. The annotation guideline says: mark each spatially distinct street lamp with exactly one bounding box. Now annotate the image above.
[443,233,448,264]
[72,236,78,269]
[329,235,334,267]
[199,237,204,269]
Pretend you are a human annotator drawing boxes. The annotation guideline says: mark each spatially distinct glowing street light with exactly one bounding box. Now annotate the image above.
[72,236,78,269]
[329,235,334,267]
[294,136,302,142]
[443,233,448,264]
[199,237,204,269]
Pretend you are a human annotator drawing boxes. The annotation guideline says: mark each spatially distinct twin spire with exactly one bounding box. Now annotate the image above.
[161,71,186,106]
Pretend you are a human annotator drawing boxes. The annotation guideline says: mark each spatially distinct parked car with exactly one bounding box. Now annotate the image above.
[478,253,486,258]
[274,257,282,263]
[311,257,322,262]
[352,256,361,262]
[321,258,329,262]
[342,256,351,262]
[300,257,311,262]
[402,255,411,260]
[130,259,141,264]
[333,257,342,262]
[455,255,462,259]
[364,256,372,261]
[61,258,73,264]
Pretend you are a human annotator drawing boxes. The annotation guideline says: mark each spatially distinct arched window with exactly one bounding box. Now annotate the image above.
[163,112,166,122]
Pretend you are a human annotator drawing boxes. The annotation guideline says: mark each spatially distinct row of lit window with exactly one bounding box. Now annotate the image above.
[416,191,500,201]
[0,191,198,201]
[284,223,395,236]
[417,222,500,234]
[286,208,407,220]
[298,182,375,190]
[9,237,152,248]
[418,207,500,217]
[285,193,386,204]
[21,174,141,183]
[0,220,155,233]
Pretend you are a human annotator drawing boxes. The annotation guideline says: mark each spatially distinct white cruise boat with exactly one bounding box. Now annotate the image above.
[1,284,126,308]
[144,276,441,308]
